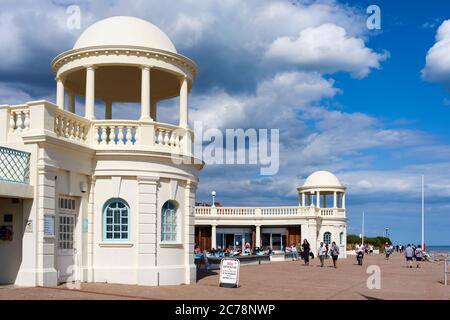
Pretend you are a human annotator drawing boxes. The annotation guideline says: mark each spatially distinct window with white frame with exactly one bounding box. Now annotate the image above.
[161,200,179,243]
[59,197,76,210]
[323,232,332,245]
[103,199,130,241]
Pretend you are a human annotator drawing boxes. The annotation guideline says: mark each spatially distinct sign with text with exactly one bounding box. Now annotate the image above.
[219,258,240,288]
[25,219,33,233]
[44,215,55,237]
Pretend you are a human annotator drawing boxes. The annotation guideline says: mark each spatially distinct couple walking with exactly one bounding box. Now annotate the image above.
[318,241,340,268]
[300,239,340,268]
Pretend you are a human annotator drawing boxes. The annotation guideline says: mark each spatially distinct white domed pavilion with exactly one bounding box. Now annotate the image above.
[194,170,347,258]
[0,16,202,287]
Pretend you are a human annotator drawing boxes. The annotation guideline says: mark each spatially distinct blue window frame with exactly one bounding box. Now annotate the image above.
[323,232,332,245]
[103,198,130,241]
[161,200,179,243]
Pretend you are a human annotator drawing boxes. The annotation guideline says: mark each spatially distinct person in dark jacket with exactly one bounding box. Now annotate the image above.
[301,239,311,266]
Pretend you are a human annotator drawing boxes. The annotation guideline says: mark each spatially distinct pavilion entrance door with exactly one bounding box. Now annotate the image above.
[56,197,78,283]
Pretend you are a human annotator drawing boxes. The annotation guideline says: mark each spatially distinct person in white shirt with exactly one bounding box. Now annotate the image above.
[355,243,364,253]
[355,243,365,264]
[318,242,327,267]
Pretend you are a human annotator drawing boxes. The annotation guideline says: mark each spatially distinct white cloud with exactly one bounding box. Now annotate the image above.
[422,19,450,90]
[189,71,338,130]
[0,83,33,104]
[265,23,388,78]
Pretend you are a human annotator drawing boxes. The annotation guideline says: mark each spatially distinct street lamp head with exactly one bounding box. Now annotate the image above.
[211,191,216,196]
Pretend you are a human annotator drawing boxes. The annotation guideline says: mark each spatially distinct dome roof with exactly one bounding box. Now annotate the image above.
[302,171,343,188]
[73,16,177,53]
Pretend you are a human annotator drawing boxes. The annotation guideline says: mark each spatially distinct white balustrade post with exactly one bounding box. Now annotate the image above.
[117,126,124,145]
[126,126,132,145]
[140,66,151,121]
[85,66,96,120]
[179,76,189,128]
[56,77,65,109]
[16,111,23,132]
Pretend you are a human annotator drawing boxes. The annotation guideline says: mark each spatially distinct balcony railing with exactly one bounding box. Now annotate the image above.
[0,146,30,184]
[195,206,345,218]
[2,101,193,156]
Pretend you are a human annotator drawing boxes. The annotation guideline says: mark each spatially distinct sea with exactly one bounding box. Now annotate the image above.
[426,246,450,254]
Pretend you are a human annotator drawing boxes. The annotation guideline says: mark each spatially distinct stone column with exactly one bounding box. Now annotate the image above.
[85,66,96,120]
[56,77,65,109]
[137,176,159,286]
[301,193,305,206]
[316,191,320,208]
[141,66,151,121]
[255,225,261,247]
[68,93,76,113]
[333,191,337,208]
[36,161,58,286]
[105,101,112,120]
[342,193,346,209]
[211,225,217,249]
[179,76,188,128]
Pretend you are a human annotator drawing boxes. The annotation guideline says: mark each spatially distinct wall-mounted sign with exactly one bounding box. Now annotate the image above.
[219,258,240,288]
[25,219,33,233]
[44,215,55,237]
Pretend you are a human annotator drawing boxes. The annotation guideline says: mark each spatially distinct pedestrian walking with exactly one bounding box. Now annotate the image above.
[301,239,311,266]
[415,245,424,268]
[318,242,327,267]
[384,242,393,260]
[330,241,340,268]
[404,244,414,268]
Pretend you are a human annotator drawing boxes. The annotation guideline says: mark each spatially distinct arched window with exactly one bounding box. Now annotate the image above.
[161,200,179,243]
[339,232,344,245]
[103,198,130,241]
[323,232,332,245]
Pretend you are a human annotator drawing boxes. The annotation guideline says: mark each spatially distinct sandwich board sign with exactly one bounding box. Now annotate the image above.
[219,258,240,288]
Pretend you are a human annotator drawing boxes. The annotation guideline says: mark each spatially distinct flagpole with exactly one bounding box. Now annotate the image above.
[422,175,425,250]
[362,211,365,246]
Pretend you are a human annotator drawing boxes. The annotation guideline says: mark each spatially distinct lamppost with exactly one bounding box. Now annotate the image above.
[211,191,216,208]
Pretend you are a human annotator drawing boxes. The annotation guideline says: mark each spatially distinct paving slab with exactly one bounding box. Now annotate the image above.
[0,254,449,300]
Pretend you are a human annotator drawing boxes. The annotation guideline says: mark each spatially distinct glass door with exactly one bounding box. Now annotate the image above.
[234,234,243,251]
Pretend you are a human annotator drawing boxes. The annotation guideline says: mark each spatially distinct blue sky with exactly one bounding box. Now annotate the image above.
[1,0,450,245]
